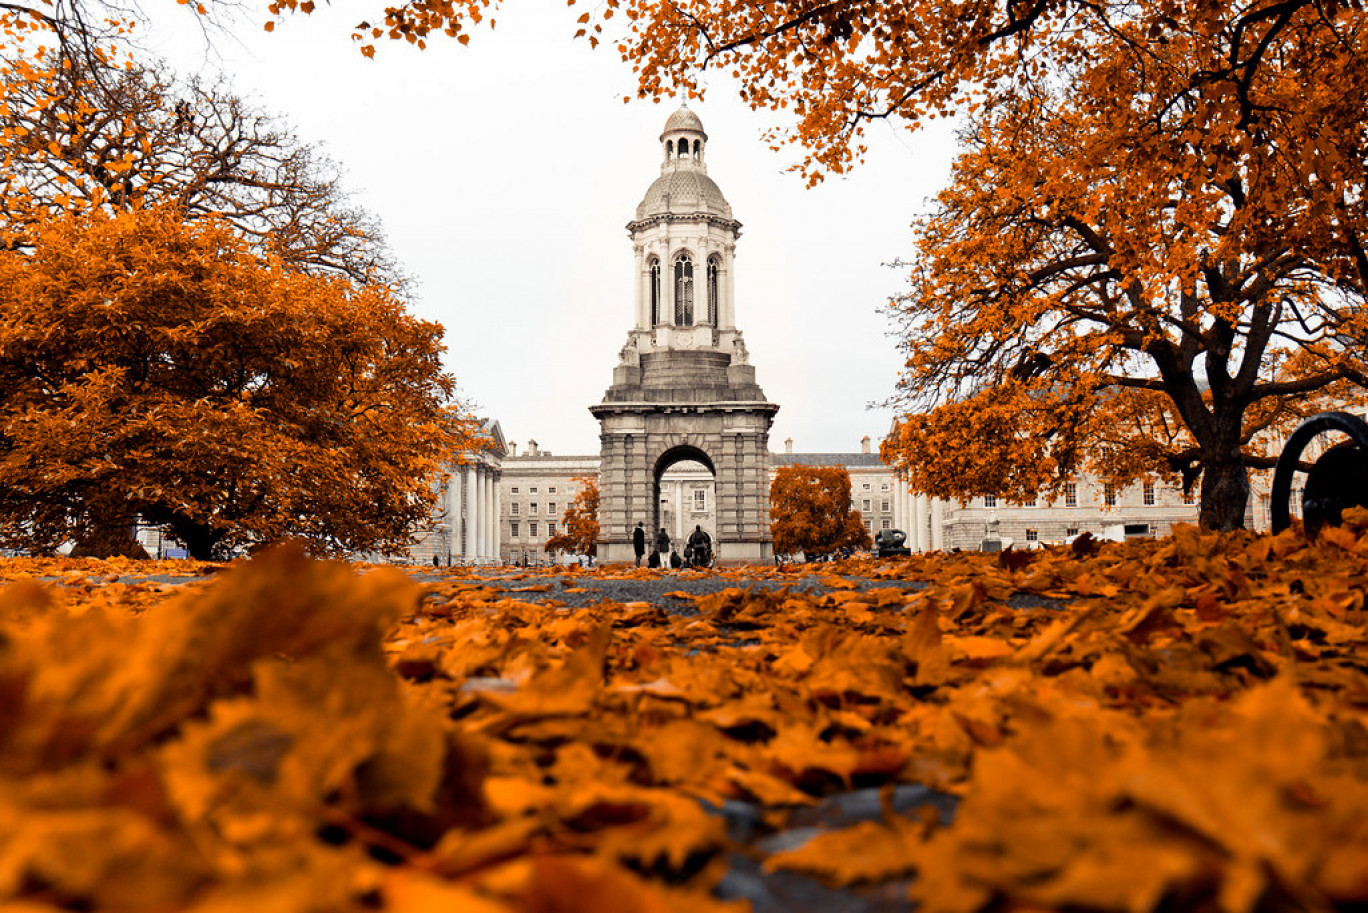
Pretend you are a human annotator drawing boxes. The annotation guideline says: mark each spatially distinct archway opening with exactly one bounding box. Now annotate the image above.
[652,446,717,561]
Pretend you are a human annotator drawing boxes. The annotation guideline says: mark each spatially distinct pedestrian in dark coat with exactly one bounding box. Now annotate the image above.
[633,522,646,567]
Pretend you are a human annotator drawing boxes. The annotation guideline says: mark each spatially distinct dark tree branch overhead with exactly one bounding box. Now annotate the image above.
[0,54,403,288]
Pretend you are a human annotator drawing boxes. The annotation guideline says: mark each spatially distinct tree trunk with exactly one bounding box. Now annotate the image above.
[1198,450,1250,531]
[167,516,226,561]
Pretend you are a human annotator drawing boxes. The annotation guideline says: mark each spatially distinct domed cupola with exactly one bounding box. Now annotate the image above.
[614,102,754,368]
[633,104,735,221]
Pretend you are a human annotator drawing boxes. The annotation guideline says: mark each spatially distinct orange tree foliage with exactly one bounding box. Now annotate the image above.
[0,204,476,559]
[6,523,1368,910]
[769,464,871,559]
[880,14,1368,532]
[0,54,399,286]
[543,475,599,559]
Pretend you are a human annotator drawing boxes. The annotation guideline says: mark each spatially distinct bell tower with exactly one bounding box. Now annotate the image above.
[591,105,779,564]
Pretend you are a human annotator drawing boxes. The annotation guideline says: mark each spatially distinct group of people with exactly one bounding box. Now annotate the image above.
[633,521,712,569]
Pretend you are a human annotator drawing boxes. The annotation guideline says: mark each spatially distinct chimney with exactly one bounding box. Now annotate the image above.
[528,439,539,457]
[861,435,871,454]
[785,437,793,455]
[508,442,518,457]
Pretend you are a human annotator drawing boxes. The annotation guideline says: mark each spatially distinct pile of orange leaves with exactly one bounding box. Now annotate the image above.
[2,521,1368,912]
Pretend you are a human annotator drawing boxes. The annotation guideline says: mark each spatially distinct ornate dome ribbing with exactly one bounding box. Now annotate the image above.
[661,105,706,138]
[634,170,732,220]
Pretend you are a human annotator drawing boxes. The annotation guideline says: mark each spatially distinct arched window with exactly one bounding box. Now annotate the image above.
[693,139,701,159]
[674,255,694,325]
[648,258,661,325]
[665,140,674,159]
[706,255,720,326]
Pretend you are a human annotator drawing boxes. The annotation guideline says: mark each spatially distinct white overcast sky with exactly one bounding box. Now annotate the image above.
[140,4,959,456]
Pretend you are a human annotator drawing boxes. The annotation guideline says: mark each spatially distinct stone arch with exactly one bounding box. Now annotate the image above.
[653,443,715,478]
[652,444,717,551]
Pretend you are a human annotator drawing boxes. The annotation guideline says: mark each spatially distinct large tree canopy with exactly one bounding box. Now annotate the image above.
[878,3,1368,530]
[0,205,477,559]
[0,54,400,286]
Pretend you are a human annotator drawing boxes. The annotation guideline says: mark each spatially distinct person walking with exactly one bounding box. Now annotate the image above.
[655,527,671,564]
[633,522,646,567]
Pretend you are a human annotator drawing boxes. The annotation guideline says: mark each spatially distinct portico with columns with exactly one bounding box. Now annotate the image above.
[450,421,505,564]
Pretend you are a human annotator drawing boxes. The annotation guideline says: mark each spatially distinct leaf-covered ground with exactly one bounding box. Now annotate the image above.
[2,519,1368,912]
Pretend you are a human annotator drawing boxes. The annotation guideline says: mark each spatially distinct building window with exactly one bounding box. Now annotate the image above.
[511,520,520,538]
[984,495,997,508]
[881,518,891,530]
[511,487,519,494]
[1066,527,1079,537]
[881,500,891,513]
[1065,482,1077,508]
[862,483,872,490]
[1104,484,1117,507]
[531,503,539,514]
[862,498,872,512]
[547,521,557,536]
[1026,528,1038,542]
[674,254,694,325]
[548,502,557,515]
[1143,481,1155,506]
[649,258,661,325]
[530,487,538,494]
[549,487,557,494]
[881,482,890,491]
[693,489,707,512]
[511,503,520,516]
[865,520,874,532]
[706,255,720,326]
[530,521,538,537]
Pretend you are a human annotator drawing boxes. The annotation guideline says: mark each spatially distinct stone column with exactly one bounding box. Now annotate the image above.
[906,484,919,550]
[474,467,484,560]
[664,249,676,327]
[477,468,489,561]
[625,435,648,537]
[635,246,648,329]
[914,494,929,553]
[493,474,502,562]
[673,478,684,542]
[461,465,475,560]
[931,499,946,551]
[487,471,497,560]
[723,246,736,330]
[597,432,635,563]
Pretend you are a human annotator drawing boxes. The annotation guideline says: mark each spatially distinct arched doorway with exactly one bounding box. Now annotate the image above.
[653,446,717,556]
